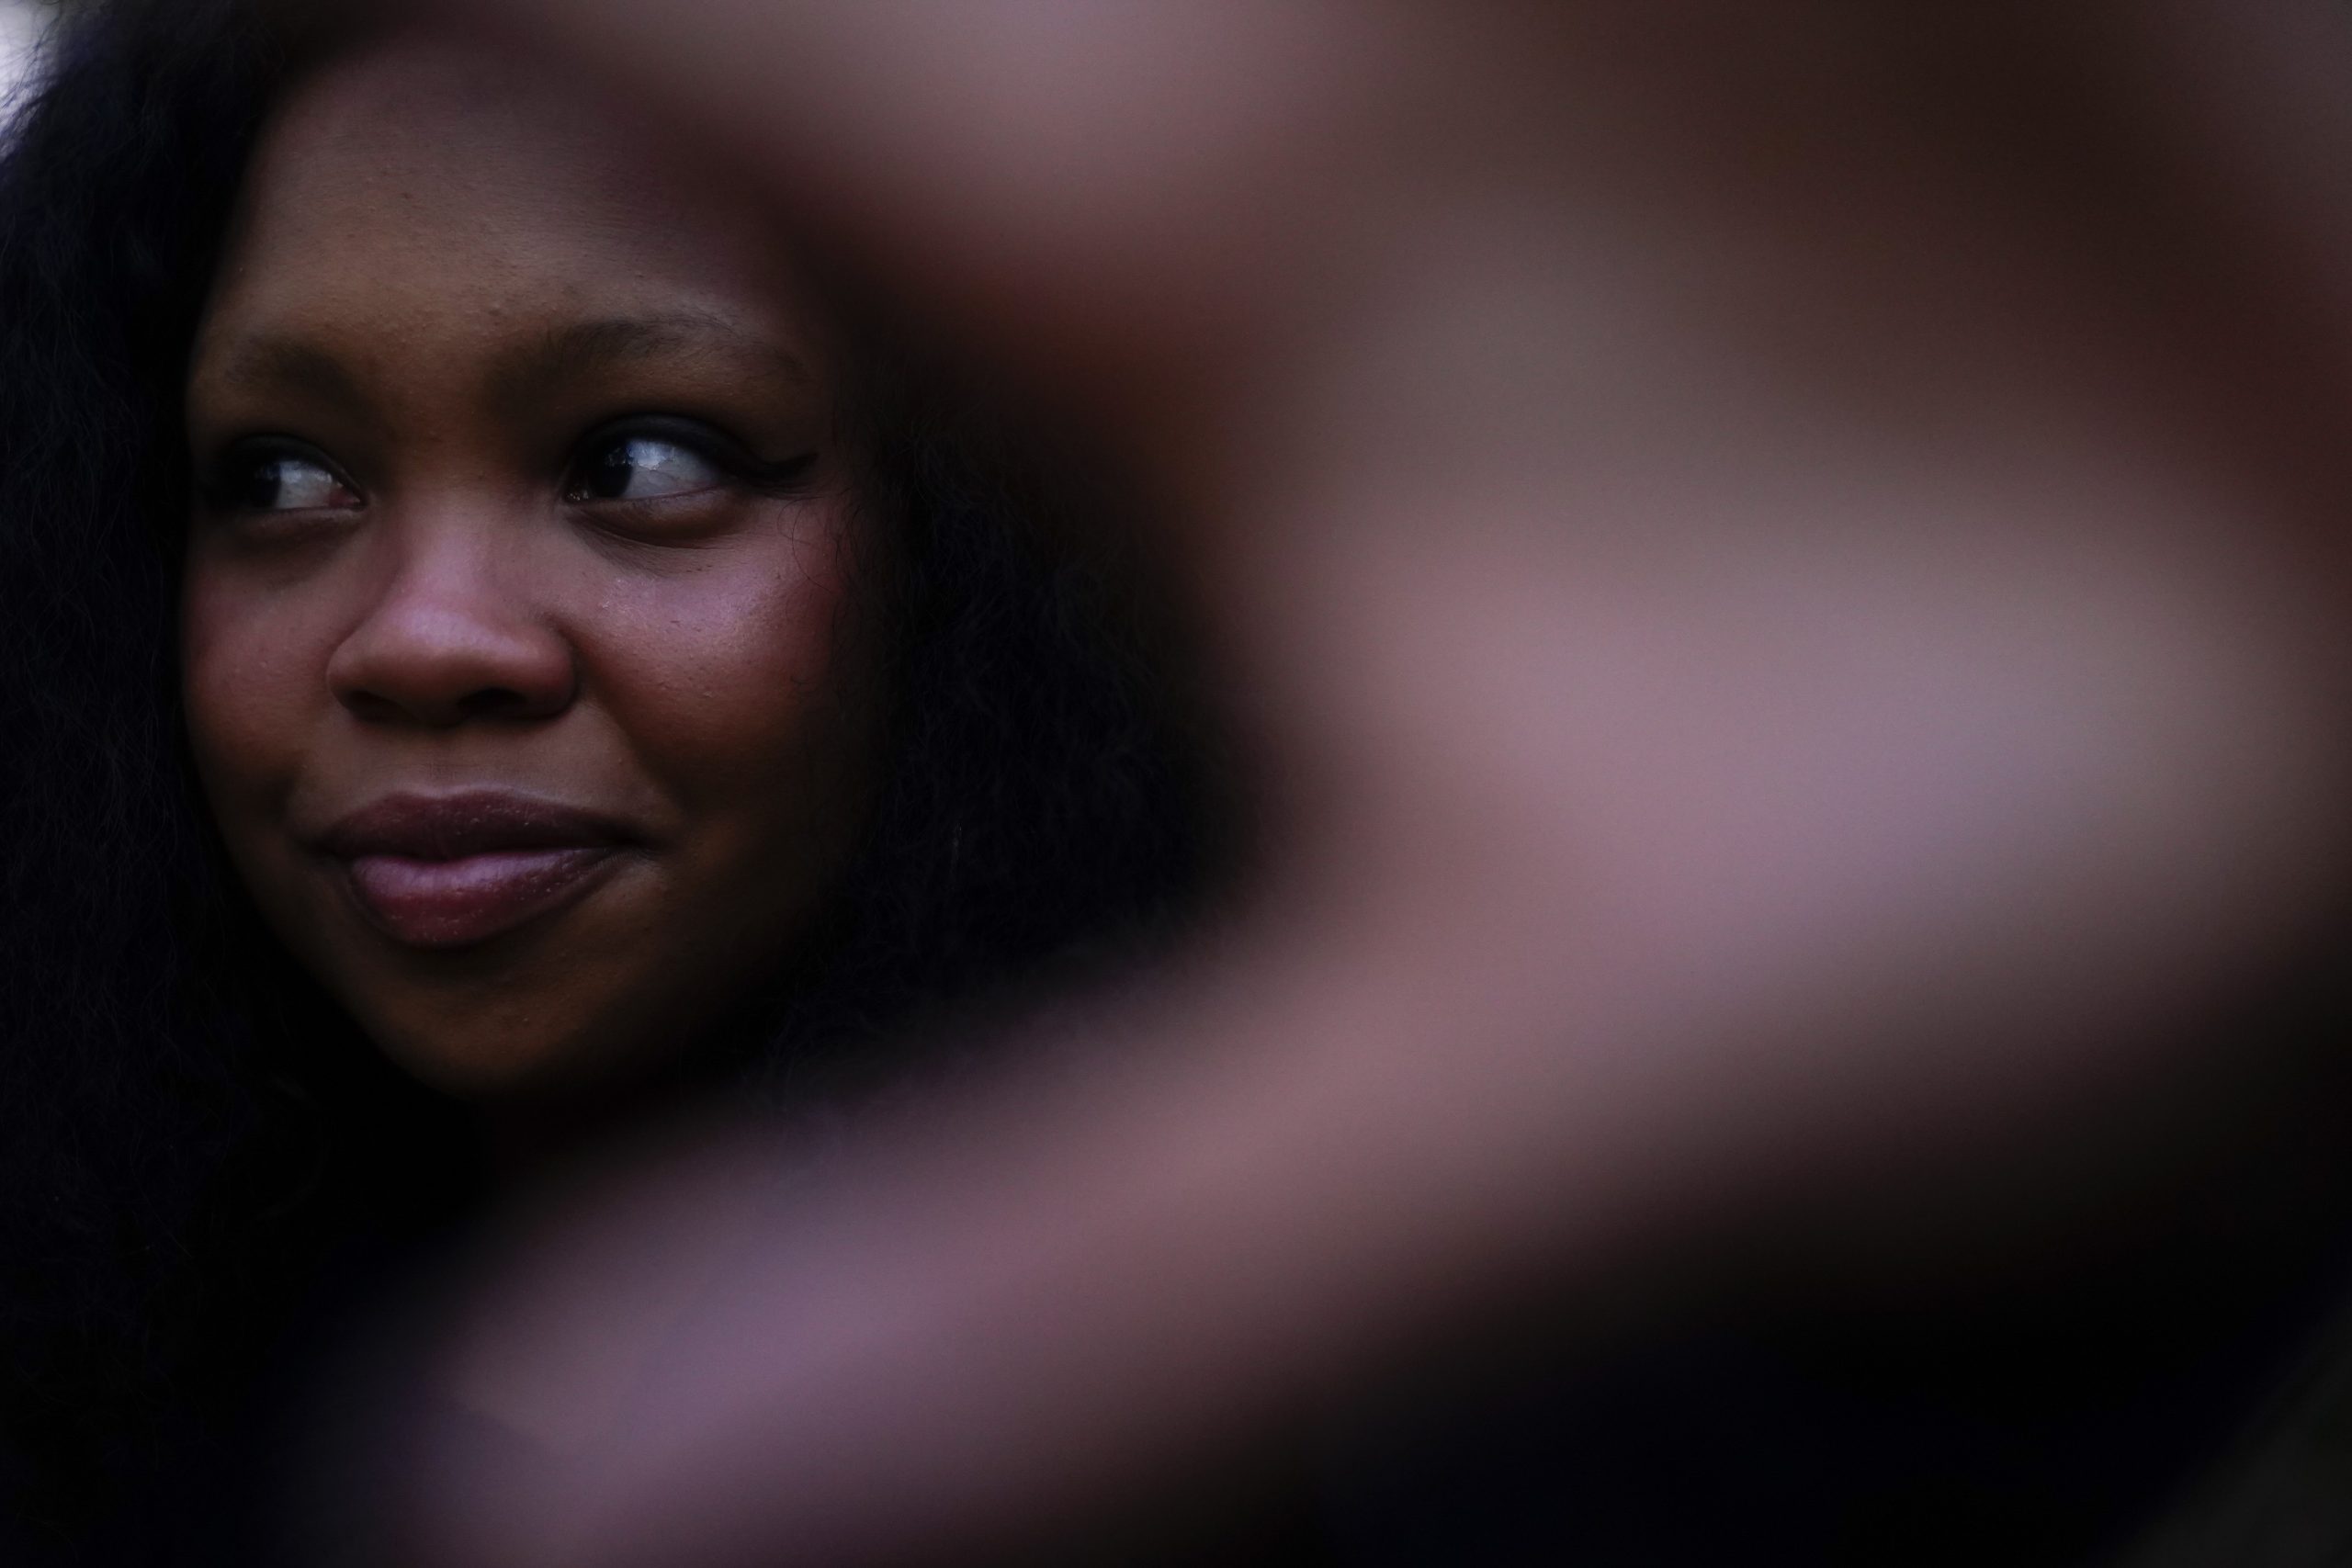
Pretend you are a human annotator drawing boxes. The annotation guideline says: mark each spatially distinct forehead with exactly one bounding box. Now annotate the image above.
[197,32,819,374]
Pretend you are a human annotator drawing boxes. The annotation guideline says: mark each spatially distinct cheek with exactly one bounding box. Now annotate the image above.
[582,517,881,810]
[180,558,335,810]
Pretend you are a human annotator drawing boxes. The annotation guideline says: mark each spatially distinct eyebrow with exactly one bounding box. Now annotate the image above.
[198,334,375,420]
[194,312,820,426]
[490,313,820,414]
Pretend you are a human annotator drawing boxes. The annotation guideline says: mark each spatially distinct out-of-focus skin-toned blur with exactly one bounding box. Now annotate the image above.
[307,3,2352,1562]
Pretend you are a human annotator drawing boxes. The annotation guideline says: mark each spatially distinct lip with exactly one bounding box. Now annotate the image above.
[314,791,636,949]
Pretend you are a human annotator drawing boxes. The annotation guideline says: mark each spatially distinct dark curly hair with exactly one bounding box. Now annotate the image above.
[0,4,1228,1561]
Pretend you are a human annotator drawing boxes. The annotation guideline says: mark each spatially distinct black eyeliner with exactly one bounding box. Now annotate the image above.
[570,414,819,500]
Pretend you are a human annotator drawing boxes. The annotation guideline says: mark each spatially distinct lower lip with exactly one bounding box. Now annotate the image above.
[340,847,621,949]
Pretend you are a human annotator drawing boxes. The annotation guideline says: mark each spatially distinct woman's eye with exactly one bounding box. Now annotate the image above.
[568,436,729,503]
[224,452,360,513]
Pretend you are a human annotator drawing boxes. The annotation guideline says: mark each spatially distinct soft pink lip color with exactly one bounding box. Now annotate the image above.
[311,791,637,950]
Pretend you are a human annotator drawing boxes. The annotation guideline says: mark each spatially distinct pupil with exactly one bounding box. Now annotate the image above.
[589,442,641,500]
[243,460,286,511]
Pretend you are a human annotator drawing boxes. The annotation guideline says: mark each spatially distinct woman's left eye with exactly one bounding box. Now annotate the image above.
[566,435,729,503]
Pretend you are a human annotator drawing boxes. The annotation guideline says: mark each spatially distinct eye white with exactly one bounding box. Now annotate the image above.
[262,457,351,511]
[594,437,726,501]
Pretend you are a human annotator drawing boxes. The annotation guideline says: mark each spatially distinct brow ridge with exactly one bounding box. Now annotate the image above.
[492,312,817,413]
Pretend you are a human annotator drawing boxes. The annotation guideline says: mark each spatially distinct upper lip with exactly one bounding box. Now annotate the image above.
[314,790,635,862]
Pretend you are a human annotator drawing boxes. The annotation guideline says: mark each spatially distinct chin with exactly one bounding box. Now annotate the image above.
[363,1000,671,1103]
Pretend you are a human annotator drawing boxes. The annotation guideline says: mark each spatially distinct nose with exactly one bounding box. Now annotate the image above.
[327,525,577,728]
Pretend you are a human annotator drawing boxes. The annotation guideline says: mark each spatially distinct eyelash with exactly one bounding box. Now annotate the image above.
[560,416,819,506]
[198,419,819,522]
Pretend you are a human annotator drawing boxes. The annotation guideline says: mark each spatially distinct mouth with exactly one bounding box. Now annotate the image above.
[315,791,636,950]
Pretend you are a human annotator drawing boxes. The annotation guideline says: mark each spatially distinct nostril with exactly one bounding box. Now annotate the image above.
[341,689,411,726]
[457,686,540,720]
[338,682,566,727]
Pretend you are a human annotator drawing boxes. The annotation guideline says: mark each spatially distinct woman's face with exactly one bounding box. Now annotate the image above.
[183,36,885,1098]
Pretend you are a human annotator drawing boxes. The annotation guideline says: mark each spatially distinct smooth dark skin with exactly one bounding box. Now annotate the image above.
[183,35,885,1100]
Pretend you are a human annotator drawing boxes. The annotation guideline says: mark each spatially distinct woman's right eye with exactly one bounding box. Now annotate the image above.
[211,448,362,513]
